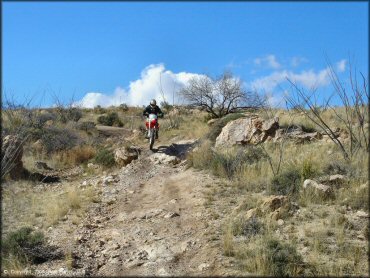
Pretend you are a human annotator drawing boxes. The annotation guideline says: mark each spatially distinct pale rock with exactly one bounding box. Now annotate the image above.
[164,212,180,219]
[356,210,369,218]
[215,116,279,147]
[303,179,333,197]
[114,146,140,166]
[261,195,288,213]
[198,263,210,271]
[277,219,284,226]
[149,153,180,165]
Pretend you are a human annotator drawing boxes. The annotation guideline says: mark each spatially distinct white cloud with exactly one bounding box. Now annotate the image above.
[336,59,347,72]
[76,64,202,108]
[248,66,333,93]
[254,55,281,69]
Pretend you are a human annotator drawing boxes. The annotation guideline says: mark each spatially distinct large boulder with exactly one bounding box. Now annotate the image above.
[1,135,27,179]
[215,116,279,147]
[114,146,140,166]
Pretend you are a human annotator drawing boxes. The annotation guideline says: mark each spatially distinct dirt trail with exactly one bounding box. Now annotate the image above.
[67,141,236,276]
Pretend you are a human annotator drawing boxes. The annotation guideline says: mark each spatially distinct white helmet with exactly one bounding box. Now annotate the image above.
[150,99,156,106]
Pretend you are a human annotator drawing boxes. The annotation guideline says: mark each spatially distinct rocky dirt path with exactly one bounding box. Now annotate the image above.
[65,140,237,276]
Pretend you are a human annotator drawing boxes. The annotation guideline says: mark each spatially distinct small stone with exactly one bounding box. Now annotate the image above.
[357,234,365,240]
[198,263,210,271]
[164,212,180,219]
[169,198,177,204]
[277,219,284,226]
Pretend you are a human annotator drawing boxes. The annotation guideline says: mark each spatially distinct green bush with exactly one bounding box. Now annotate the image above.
[2,227,44,264]
[40,127,81,154]
[270,167,301,196]
[119,103,129,112]
[94,105,107,114]
[97,112,123,127]
[211,147,267,180]
[77,121,96,133]
[301,158,318,181]
[232,216,264,237]
[54,107,83,123]
[206,113,245,142]
[264,239,305,276]
[94,148,115,167]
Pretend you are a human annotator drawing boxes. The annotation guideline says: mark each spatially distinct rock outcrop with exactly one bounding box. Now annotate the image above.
[215,116,279,147]
[1,135,27,179]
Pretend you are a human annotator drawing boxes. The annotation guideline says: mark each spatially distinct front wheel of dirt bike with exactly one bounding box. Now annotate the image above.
[149,129,155,150]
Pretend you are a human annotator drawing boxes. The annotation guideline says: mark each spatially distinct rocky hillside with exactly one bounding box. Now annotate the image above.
[1,105,368,276]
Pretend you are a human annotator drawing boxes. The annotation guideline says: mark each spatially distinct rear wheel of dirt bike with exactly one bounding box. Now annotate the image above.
[149,129,155,150]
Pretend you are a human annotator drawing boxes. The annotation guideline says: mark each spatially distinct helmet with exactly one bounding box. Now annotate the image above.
[150,99,156,106]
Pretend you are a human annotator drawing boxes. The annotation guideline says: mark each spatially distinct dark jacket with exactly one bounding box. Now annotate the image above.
[143,105,163,118]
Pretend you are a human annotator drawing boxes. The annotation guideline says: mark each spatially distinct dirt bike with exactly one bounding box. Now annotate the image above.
[145,113,159,150]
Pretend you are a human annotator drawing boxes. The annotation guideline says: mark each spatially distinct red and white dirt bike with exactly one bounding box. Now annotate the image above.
[145,113,159,150]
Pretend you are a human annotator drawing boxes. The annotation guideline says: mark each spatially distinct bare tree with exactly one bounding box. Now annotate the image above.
[180,71,264,118]
[285,59,369,161]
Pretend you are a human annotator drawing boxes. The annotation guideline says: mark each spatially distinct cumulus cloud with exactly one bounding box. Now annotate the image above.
[336,59,347,72]
[254,55,281,69]
[248,66,334,93]
[76,64,202,108]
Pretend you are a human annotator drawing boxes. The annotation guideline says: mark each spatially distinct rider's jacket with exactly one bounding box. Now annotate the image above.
[143,105,163,118]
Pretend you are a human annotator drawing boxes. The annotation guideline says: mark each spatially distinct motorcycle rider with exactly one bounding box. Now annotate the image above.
[143,99,164,139]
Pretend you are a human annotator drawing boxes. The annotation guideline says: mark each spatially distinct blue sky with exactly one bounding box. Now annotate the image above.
[3,1,368,108]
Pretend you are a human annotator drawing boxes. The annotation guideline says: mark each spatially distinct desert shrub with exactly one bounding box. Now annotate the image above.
[187,140,214,169]
[270,167,301,196]
[54,107,83,123]
[264,239,305,276]
[337,183,369,211]
[33,112,56,129]
[97,112,123,127]
[301,158,319,180]
[77,121,96,133]
[322,160,349,176]
[94,148,115,167]
[206,113,245,142]
[119,103,129,112]
[66,107,83,122]
[2,227,44,264]
[211,147,267,180]
[238,236,305,276]
[232,216,264,237]
[40,127,80,154]
[94,105,106,114]
[160,101,173,112]
[188,143,267,180]
[58,145,96,166]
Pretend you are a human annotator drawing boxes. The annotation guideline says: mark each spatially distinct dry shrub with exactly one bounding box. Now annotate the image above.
[67,188,81,210]
[223,224,235,257]
[236,235,306,276]
[57,145,96,166]
[187,140,214,169]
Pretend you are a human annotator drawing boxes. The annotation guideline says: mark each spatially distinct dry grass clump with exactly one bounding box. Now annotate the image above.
[56,145,96,167]
[233,234,306,276]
